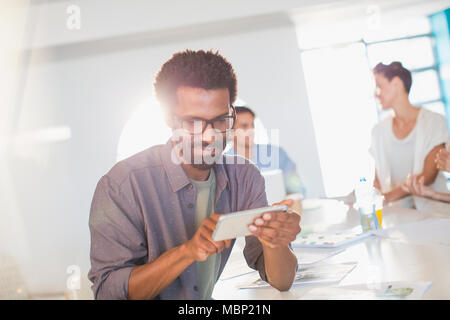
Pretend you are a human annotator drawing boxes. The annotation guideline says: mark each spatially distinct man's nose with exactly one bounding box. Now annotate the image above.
[202,122,216,143]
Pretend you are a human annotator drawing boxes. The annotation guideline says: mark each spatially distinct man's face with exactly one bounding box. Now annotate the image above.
[233,112,255,150]
[172,86,230,170]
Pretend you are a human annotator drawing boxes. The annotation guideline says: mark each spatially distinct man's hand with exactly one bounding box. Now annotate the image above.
[128,213,230,300]
[247,199,301,249]
[436,147,450,173]
[185,213,232,261]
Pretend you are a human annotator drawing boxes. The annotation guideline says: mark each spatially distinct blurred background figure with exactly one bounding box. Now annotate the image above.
[402,143,450,203]
[369,62,449,207]
[227,106,306,197]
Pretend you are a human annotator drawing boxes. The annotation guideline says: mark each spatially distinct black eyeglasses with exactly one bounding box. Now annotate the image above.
[174,106,236,135]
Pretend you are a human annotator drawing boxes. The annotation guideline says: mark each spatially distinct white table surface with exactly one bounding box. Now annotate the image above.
[212,199,450,300]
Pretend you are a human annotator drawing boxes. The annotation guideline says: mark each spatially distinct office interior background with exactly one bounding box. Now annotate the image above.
[1,0,449,299]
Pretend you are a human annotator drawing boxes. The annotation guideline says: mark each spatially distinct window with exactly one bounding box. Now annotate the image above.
[366,36,435,70]
[410,69,442,105]
[301,43,378,197]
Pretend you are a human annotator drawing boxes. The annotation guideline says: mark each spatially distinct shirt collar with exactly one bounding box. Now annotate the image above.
[161,139,230,193]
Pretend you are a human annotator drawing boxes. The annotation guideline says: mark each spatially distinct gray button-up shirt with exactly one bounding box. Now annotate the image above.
[88,140,268,300]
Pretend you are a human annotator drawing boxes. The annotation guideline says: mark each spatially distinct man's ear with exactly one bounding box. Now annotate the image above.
[162,107,175,129]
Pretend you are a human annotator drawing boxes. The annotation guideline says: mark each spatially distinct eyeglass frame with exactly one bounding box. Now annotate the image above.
[172,106,236,135]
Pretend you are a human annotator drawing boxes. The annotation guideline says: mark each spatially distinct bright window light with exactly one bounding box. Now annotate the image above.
[423,101,446,116]
[116,97,171,162]
[301,43,378,197]
[367,37,435,70]
[410,70,442,104]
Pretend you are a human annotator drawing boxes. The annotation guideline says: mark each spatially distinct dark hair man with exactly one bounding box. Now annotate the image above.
[88,49,301,300]
[229,106,306,196]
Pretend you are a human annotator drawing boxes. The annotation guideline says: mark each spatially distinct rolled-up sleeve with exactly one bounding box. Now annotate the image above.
[88,175,147,300]
[242,166,269,281]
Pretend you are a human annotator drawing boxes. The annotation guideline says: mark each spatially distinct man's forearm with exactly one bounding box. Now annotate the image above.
[128,243,194,300]
[262,245,297,291]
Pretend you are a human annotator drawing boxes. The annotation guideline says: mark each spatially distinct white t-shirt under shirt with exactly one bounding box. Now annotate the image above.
[190,169,221,300]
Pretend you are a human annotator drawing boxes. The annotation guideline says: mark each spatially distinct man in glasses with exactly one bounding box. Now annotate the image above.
[88,49,301,300]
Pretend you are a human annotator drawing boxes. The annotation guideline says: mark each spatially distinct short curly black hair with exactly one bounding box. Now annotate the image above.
[154,49,237,111]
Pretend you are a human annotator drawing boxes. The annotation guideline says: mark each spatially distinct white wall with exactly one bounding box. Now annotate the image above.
[3,0,325,295]
[28,0,324,48]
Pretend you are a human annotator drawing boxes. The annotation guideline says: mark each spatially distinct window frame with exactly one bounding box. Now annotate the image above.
[301,32,446,118]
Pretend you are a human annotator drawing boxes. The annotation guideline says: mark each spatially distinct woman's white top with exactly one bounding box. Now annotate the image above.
[389,124,417,189]
[370,107,449,194]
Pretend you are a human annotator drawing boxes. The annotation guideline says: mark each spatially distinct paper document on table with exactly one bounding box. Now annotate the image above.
[219,258,257,280]
[292,226,374,248]
[299,281,433,300]
[294,247,346,266]
[237,262,357,289]
[376,218,450,247]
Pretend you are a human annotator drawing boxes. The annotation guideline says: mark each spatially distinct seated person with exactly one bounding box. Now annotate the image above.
[88,49,301,300]
[226,106,306,196]
[369,61,449,205]
[402,144,450,203]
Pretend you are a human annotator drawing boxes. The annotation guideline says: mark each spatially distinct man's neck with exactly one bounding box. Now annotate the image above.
[181,163,211,181]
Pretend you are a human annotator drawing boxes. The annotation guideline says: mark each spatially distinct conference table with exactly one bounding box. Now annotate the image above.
[212,198,450,300]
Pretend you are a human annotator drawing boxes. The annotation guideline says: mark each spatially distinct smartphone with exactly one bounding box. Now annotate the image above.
[211,204,289,241]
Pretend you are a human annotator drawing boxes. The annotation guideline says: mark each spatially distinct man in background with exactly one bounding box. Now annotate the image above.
[227,106,306,197]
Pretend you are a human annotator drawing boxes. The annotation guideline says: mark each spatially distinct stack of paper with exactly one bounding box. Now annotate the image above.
[237,262,357,289]
[294,247,345,266]
[292,226,374,248]
[219,259,257,281]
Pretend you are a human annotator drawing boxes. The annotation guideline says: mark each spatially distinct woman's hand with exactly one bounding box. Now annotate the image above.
[435,147,450,172]
[401,174,436,199]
